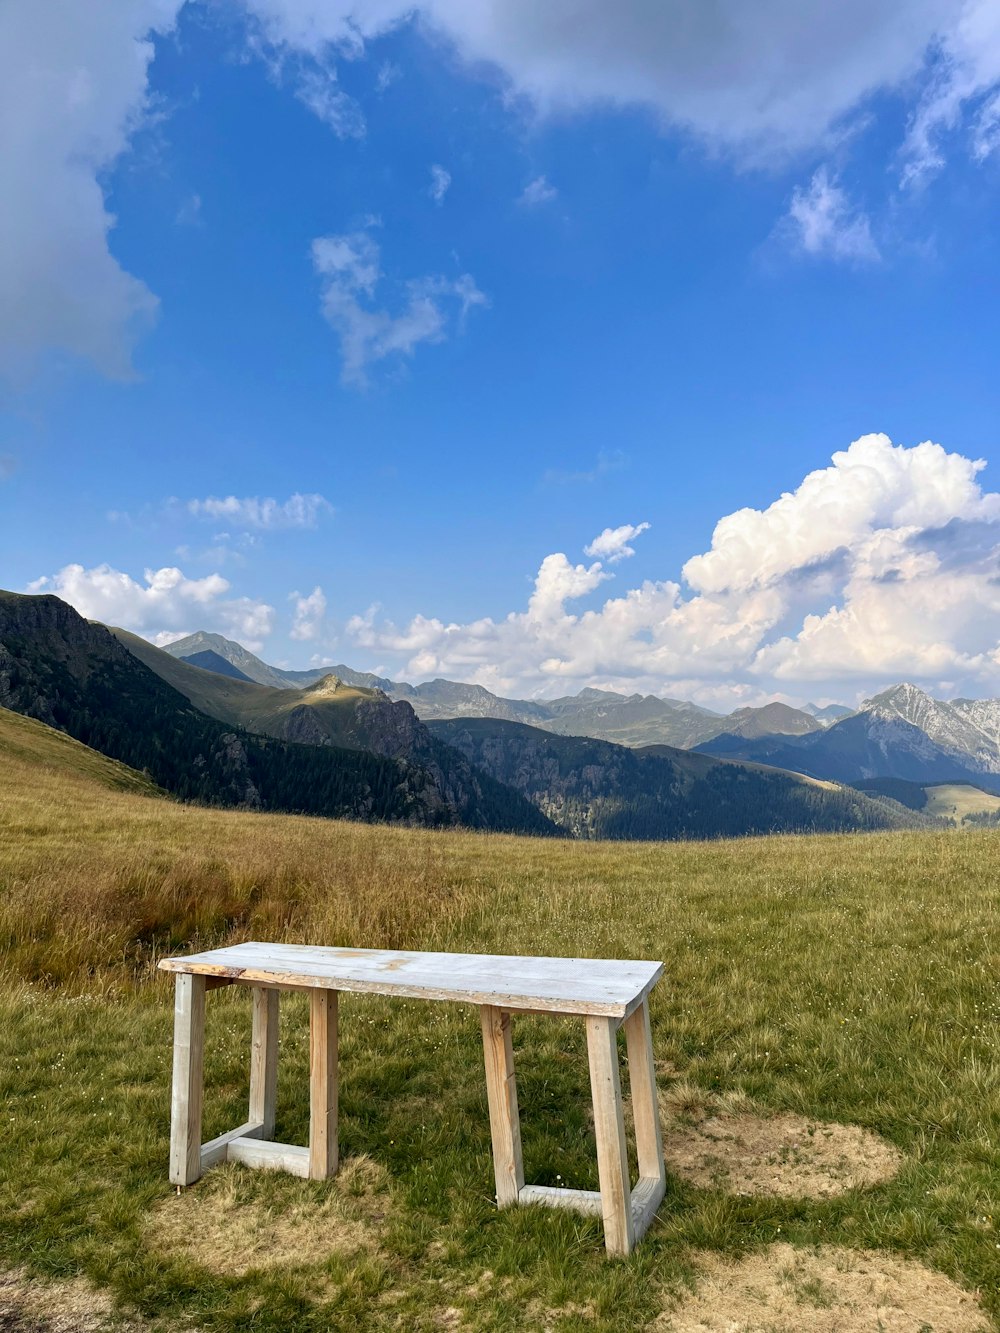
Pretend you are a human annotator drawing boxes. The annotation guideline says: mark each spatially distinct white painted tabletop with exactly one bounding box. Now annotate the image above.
[158,942,663,1017]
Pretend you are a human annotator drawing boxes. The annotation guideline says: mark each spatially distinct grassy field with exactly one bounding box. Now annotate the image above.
[2,707,1000,1329]
[924,782,1000,825]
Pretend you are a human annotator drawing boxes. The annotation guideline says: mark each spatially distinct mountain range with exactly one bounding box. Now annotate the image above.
[162,632,836,749]
[698,683,1000,792]
[163,628,1000,801]
[0,593,554,835]
[0,592,937,841]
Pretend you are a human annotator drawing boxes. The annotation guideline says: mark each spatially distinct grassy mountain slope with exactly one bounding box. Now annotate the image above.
[163,630,393,692]
[117,629,379,748]
[428,717,930,840]
[0,592,554,834]
[853,776,1000,825]
[0,704,162,797]
[115,627,556,834]
[179,648,254,681]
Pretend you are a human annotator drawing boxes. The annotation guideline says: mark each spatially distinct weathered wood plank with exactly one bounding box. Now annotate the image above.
[629,1175,666,1239]
[623,998,666,1189]
[158,944,662,1019]
[518,1184,603,1216]
[309,989,338,1181]
[480,1005,524,1206]
[200,1119,265,1171]
[228,1136,310,1178]
[249,987,279,1139]
[169,973,206,1186]
[586,1015,635,1256]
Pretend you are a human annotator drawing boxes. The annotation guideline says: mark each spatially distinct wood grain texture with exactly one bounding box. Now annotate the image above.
[629,1175,666,1239]
[309,989,338,1181]
[480,1005,524,1206]
[200,1119,264,1172]
[586,1015,635,1256]
[159,943,662,1019]
[624,998,666,1189]
[249,987,279,1139]
[228,1136,310,1178]
[518,1184,603,1216]
[169,973,206,1186]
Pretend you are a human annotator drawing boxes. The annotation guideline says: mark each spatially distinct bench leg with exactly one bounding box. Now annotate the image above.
[249,986,279,1139]
[586,1016,635,1256]
[169,974,206,1186]
[624,999,665,1190]
[309,990,338,1181]
[480,1005,524,1206]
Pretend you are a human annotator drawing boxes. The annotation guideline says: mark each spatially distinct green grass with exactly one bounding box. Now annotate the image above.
[923,782,1000,824]
[2,707,1000,1329]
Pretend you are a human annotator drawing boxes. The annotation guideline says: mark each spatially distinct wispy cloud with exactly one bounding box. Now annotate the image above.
[785,168,880,264]
[186,493,332,529]
[294,65,365,137]
[543,448,628,486]
[429,164,451,204]
[375,61,399,93]
[311,229,487,387]
[175,193,202,226]
[519,175,557,206]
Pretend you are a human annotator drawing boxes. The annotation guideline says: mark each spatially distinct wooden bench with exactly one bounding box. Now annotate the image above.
[158,943,666,1255]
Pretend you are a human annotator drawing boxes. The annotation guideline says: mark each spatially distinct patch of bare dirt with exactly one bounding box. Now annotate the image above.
[663,1110,901,1199]
[0,1269,142,1333]
[146,1155,390,1277]
[653,1244,990,1331]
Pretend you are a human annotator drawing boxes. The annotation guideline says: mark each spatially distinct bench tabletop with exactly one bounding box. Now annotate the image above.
[158,942,663,1017]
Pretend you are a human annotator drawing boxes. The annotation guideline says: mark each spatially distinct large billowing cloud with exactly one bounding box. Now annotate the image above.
[346,435,1000,704]
[27,563,275,650]
[241,0,1000,167]
[0,0,180,380]
[5,1,1000,377]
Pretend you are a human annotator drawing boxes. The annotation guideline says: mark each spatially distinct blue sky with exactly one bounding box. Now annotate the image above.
[3,2,1000,707]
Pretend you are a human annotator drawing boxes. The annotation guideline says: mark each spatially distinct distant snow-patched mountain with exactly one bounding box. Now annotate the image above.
[699,683,1000,790]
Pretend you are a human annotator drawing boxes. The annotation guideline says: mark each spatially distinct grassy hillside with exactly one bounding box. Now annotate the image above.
[0,704,162,797]
[116,627,377,746]
[924,782,1000,823]
[2,717,1000,1330]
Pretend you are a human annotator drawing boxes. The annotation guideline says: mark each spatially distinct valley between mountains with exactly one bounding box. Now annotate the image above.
[3,588,1000,840]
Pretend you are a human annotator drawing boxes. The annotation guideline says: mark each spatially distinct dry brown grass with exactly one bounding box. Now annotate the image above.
[0,1267,147,1331]
[146,1156,392,1277]
[0,725,513,989]
[662,1111,902,1199]
[654,1243,992,1331]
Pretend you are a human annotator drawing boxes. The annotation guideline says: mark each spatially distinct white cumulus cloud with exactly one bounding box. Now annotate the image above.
[0,0,178,381]
[584,522,650,563]
[290,585,327,640]
[311,229,487,386]
[27,562,275,649]
[345,434,1000,705]
[186,493,332,529]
